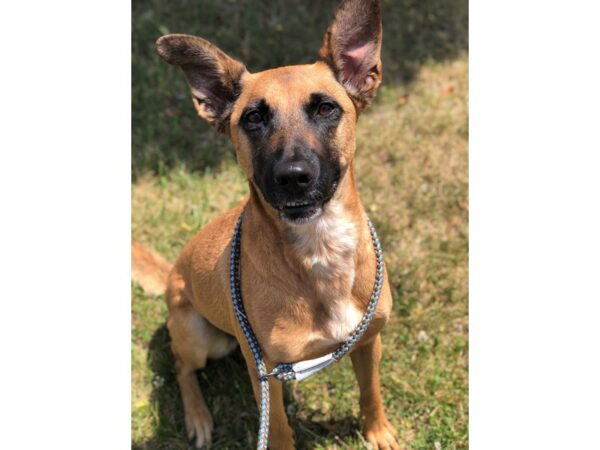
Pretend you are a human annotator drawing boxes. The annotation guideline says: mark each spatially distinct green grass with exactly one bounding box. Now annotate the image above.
[132,1,467,448]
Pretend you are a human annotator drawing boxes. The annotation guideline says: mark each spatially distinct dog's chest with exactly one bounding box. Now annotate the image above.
[265,297,364,362]
[266,208,365,360]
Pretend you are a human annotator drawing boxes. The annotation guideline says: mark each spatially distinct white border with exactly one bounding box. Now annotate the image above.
[0,1,130,448]
[471,0,600,448]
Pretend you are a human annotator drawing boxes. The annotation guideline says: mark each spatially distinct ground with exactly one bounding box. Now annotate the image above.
[132,1,467,448]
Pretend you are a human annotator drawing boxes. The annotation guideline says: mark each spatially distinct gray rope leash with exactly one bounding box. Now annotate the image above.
[229,210,384,449]
[229,214,270,449]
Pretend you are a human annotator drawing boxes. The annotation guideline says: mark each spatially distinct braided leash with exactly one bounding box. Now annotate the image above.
[229,209,384,449]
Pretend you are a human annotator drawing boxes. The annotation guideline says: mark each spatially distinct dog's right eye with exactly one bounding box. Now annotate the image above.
[240,100,271,131]
[244,110,263,125]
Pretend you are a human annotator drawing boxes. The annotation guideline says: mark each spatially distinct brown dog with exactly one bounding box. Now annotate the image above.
[133,0,399,448]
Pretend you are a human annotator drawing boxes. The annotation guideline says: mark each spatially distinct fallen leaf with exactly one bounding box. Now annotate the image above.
[377,151,390,164]
[164,107,179,118]
[442,85,455,97]
[135,400,148,409]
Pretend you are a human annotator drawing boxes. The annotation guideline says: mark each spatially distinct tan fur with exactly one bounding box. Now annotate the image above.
[133,1,399,448]
[131,241,172,296]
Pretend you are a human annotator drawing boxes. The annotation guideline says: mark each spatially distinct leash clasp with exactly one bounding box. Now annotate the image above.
[261,353,337,382]
[260,363,295,381]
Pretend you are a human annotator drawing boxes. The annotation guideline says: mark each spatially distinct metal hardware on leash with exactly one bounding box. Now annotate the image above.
[229,209,385,450]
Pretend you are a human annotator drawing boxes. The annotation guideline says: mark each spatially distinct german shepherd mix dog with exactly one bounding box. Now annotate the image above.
[132,0,399,448]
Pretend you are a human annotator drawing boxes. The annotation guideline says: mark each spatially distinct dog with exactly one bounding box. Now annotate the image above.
[133,0,399,448]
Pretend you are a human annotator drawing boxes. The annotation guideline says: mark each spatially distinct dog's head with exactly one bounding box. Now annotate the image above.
[156,0,382,224]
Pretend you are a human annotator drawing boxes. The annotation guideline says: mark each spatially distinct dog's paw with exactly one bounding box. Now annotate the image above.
[184,405,213,449]
[364,416,400,450]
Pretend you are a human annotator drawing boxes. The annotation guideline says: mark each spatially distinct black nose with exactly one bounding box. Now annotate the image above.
[273,161,316,192]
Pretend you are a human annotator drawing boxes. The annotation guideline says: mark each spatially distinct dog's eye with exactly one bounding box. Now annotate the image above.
[245,110,263,124]
[317,102,335,117]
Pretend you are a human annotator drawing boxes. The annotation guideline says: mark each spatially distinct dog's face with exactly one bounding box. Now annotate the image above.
[156,0,382,223]
[229,64,356,223]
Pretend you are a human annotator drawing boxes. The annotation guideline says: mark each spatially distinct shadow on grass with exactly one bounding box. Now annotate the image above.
[136,324,360,449]
[132,0,467,177]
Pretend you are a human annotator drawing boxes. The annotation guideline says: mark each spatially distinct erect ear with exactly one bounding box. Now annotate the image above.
[155,34,247,134]
[318,0,382,112]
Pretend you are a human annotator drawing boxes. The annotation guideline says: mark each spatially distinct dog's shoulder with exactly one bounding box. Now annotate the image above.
[173,199,248,290]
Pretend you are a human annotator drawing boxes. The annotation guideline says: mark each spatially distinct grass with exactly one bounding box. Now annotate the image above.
[132,1,467,448]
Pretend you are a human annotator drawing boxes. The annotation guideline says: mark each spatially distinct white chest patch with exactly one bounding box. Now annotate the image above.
[288,201,357,282]
[325,298,364,342]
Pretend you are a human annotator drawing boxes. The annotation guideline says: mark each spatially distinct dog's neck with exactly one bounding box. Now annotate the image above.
[247,167,367,302]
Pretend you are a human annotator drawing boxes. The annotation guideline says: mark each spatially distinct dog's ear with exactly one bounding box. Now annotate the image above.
[156,34,247,134]
[318,0,382,111]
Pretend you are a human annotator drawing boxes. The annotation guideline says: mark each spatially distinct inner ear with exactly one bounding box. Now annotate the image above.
[156,34,247,133]
[318,0,382,111]
[186,66,236,120]
[341,41,378,88]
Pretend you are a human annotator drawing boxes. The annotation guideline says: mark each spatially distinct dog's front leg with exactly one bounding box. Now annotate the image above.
[350,334,400,450]
[239,343,295,449]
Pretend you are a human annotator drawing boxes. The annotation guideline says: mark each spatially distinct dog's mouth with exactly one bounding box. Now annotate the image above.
[275,178,339,224]
[278,201,323,224]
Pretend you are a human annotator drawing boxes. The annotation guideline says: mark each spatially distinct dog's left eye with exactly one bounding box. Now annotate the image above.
[245,110,263,124]
[317,102,336,117]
